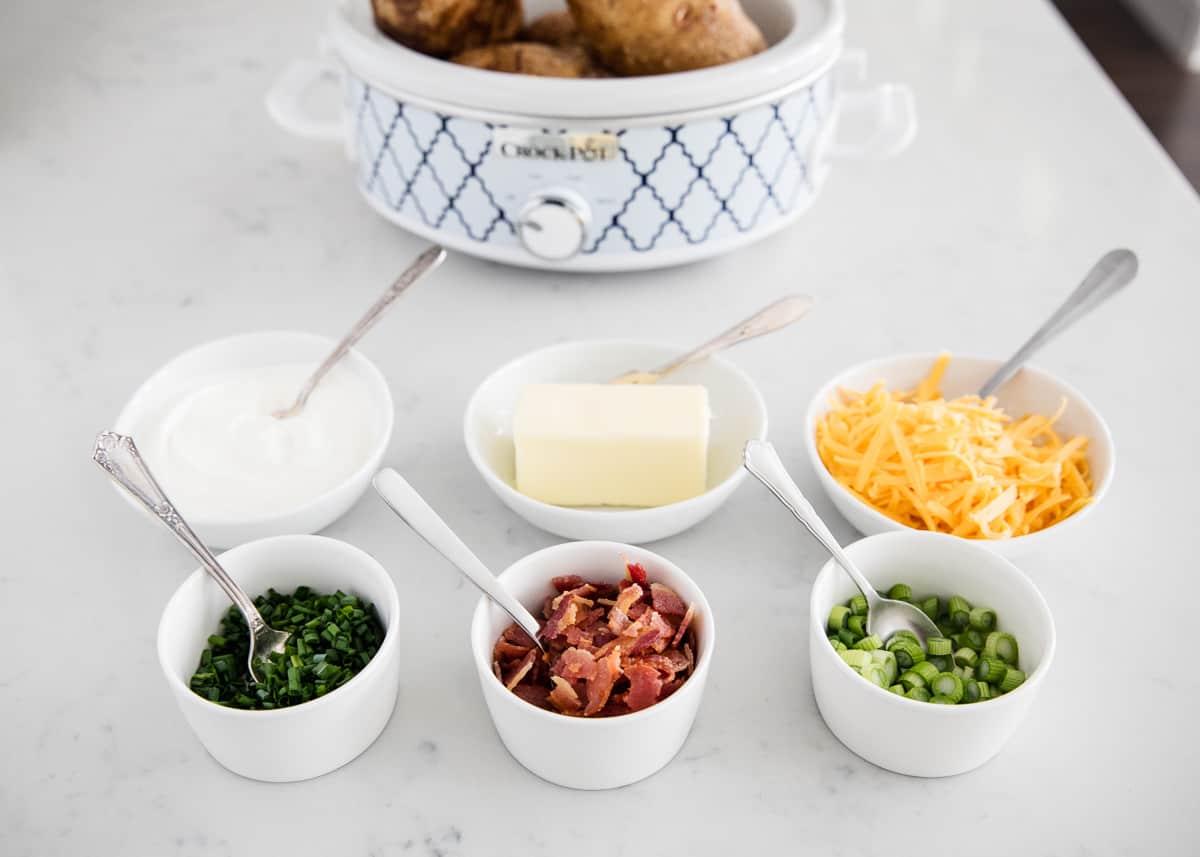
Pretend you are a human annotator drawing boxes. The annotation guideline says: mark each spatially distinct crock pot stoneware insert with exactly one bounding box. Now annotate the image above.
[268,0,916,271]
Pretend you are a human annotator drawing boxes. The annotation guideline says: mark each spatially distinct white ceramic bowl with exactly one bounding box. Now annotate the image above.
[115,331,395,549]
[464,340,768,543]
[809,530,1055,777]
[470,541,715,790]
[804,353,1114,557]
[157,535,402,782]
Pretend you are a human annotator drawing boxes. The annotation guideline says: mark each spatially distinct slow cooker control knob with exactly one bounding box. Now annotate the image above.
[518,193,590,261]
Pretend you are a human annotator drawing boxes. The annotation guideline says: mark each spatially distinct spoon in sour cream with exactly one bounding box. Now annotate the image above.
[272,244,447,419]
[92,431,291,682]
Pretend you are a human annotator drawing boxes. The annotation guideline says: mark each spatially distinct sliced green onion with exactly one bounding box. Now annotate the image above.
[854,634,884,651]
[847,615,867,637]
[929,695,957,704]
[891,629,919,642]
[947,595,971,629]
[911,661,939,683]
[927,654,953,673]
[828,604,851,631]
[962,678,981,703]
[975,656,1006,683]
[861,664,888,687]
[984,631,1019,665]
[906,686,931,702]
[829,636,847,652]
[953,647,978,668]
[929,672,964,702]
[977,681,992,700]
[888,684,906,695]
[887,637,925,670]
[849,594,868,616]
[887,583,912,601]
[999,668,1026,692]
[926,636,952,656]
[968,606,996,631]
[964,628,986,649]
[837,627,859,647]
[919,596,940,620]
[898,670,926,690]
[839,649,872,669]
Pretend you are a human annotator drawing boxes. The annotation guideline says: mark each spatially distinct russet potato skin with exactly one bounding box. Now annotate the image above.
[566,0,767,76]
[371,0,524,58]
[520,10,581,48]
[451,41,608,77]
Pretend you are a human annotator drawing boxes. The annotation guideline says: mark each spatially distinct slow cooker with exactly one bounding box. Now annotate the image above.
[267,0,916,271]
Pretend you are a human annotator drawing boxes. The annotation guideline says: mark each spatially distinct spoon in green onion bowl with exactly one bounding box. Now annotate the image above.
[743,440,941,647]
[92,431,290,682]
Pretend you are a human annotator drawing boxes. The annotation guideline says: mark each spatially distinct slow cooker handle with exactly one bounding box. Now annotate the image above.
[825,52,918,162]
[265,58,345,144]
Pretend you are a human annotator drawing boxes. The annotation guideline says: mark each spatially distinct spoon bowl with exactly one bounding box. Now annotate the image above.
[93,431,291,682]
[743,440,940,646]
[372,467,545,650]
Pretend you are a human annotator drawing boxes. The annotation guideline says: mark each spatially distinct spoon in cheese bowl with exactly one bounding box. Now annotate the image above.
[272,244,447,420]
[977,248,1137,398]
[743,440,941,647]
[372,468,545,651]
[610,294,814,385]
[92,431,291,682]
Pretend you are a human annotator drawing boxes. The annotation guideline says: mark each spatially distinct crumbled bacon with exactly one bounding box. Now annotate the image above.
[650,582,687,616]
[493,569,699,718]
[626,561,648,586]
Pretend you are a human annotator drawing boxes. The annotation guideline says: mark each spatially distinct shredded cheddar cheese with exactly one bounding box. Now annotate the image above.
[815,354,1093,539]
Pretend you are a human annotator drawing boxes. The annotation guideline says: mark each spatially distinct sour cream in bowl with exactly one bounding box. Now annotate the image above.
[115,331,394,548]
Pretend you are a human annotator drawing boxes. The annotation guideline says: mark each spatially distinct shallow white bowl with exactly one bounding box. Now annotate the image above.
[115,331,395,549]
[470,540,715,790]
[157,535,402,782]
[804,353,1114,557]
[810,530,1055,777]
[463,340,768,543]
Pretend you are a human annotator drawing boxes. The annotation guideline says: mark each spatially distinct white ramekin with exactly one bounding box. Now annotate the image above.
[157,535,402,782]
[809,530,1055,777]
[115,331,394,549]
[804,352,1114,558]
[463,340,768,544]
[469,541,715,790]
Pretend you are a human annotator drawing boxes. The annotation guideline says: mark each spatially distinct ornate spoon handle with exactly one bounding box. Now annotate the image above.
[92,432,271,637]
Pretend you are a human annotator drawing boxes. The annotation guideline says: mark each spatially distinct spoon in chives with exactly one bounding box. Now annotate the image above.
[92,431,291,682]
[743,440,941,647]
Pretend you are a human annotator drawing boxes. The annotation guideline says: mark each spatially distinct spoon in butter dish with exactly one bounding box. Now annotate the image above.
[743,440,941,647]
[373,468,546,652]
[92,431,290,682]
[611,293,814,384]
[272,244,447,419]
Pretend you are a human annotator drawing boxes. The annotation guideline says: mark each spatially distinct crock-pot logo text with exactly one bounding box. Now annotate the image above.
[494,130,619,163]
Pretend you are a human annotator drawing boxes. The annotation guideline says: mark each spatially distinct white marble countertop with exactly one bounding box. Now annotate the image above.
[5,0,1199,854]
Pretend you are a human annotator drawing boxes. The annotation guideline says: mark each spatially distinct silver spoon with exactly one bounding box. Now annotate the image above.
[273,244,447,419]
[372,468,545,651]
[978,248,1137,398]
[743,440,940,646]
[92,431,290,682]
[611,294,814,384]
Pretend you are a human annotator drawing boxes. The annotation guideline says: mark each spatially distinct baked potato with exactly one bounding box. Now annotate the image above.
[566,0,766,76]
[520,10,581,48]
[451,41,607,77]
[371,0,524,58]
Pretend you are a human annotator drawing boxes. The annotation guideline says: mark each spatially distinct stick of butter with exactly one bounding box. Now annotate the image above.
[513,383,710,508]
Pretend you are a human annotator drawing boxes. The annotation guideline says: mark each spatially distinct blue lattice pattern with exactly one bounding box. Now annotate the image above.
[350,74,833,256]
